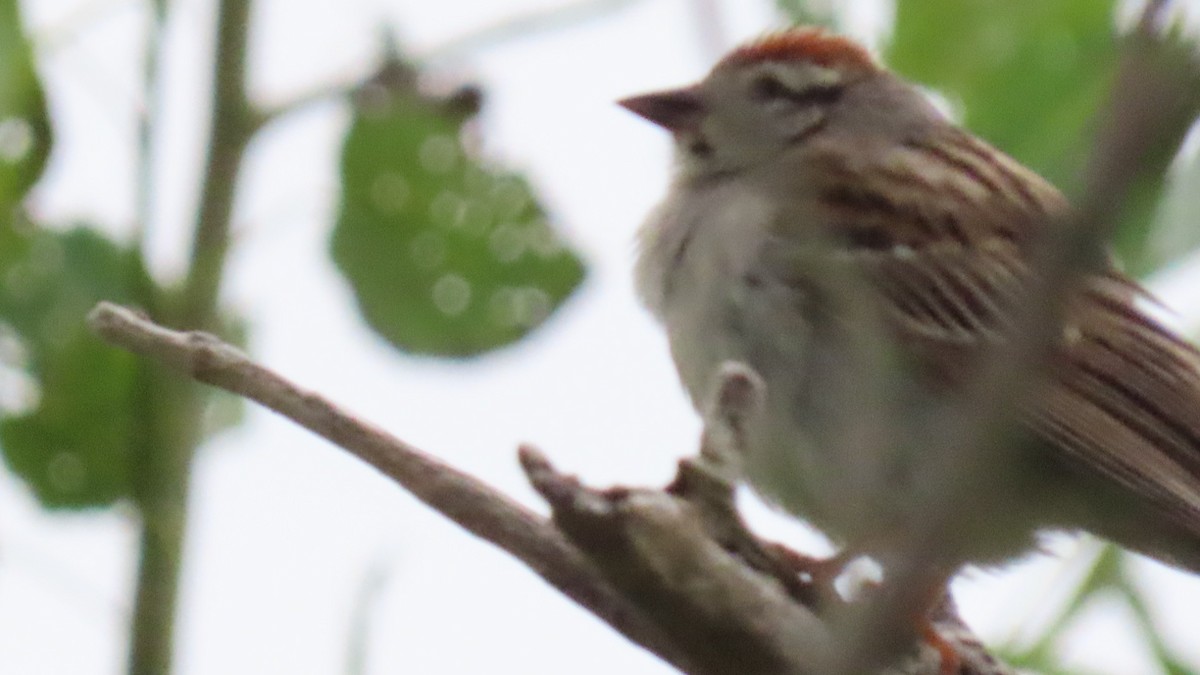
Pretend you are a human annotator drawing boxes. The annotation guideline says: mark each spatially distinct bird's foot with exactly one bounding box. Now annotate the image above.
[922,617,962,675]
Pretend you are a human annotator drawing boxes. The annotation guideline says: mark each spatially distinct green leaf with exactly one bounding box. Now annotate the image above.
[0,0,51,212]
[0,227,147,508]
[888,0,1118,190]
[332,64,585,358]
[887,1,1191,276]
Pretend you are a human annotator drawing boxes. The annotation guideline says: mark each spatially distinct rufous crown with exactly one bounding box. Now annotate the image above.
[716,28,878,73]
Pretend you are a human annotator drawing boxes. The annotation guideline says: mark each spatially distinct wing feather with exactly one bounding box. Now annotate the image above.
[796,134,1200,545]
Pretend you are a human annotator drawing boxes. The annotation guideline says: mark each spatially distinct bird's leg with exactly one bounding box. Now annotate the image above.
[668,456,822,606]
[674,362,874,609]
[679,365,965,672]
[920,586,962,675]
[871,565,960,675]
[768,544,864,608]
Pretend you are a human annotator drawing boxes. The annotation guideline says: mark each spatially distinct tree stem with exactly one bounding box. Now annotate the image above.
[126,0,254,673]
[180,0,253,331]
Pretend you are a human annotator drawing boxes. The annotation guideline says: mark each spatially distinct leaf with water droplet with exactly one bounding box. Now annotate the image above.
[332,64,585,357]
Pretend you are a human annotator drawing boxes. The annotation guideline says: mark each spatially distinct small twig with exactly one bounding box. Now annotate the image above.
[133,0,166,262]
[252,81,354,132]
[1137,0,1172,32]
[423,0,644,61]
[256,0,647,130]
[179,0,255,330]
[520,446,836,675]
[86,301,687,672]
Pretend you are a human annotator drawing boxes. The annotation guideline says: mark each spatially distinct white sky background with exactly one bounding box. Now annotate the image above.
[2,0,1200,673]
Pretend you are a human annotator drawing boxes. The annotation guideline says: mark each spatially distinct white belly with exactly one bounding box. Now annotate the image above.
[635,181,886,541]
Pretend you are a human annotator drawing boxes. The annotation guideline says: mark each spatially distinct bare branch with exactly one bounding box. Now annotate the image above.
[519,364,1016,675]
[88,301,1013,674]
[521,446,835,675]
[86,301,687,671]
[423,0,644,61]
[252,81,353,132]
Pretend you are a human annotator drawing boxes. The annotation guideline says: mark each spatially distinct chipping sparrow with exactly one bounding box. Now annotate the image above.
[623,27,1200,584]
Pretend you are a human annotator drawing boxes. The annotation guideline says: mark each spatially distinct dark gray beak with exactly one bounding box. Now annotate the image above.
[618,86,705,132]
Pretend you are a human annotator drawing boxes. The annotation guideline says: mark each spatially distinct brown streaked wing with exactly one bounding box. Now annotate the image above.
[799,131,1200,539]
[806,126,1068,252]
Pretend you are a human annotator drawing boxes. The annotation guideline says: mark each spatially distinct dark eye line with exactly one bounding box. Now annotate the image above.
[751,75,792,100]
[787,84,844,107]
[687,135,713,157]
[752,75,844,107]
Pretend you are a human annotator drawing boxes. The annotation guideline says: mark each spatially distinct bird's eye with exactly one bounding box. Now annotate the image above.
[687,137,713,157]
[751,75,793,101]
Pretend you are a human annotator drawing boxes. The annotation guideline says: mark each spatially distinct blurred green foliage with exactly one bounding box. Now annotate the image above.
[0,228,147,507]
[999,545,1198,675]
[0,0,50,210]
[887,0,1116,192]
[779,0,1200,278]
[0,23,588,512]
[886,0,1193,276]
[0,0,146,507]
[332,62,585,357]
